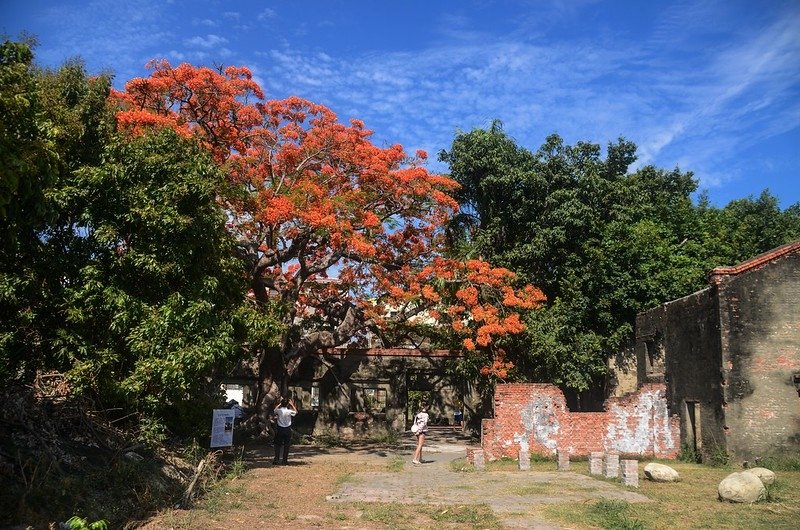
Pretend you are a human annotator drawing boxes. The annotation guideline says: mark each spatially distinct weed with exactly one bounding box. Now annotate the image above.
[426,504,502,528]
[65,516,109,530]
[359,503,412,525]
[137,416,167,448]
[225,446,247,479]
[754,454,800,472]
[588,499,645,530]
[386,455,405,472]
[336,472,355,485]
[678,443,700,464]
[530,452,556,463]
[450,457,475,472]
[707,445,730,467]
[315,432,351,448]
[183,438,204,466]
[764,480,787,503]
[367,430,401,446]
[202,481,247,515]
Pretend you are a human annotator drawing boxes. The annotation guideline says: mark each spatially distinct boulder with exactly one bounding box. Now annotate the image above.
[644,462,680,482]
[747,467,776,486]
[718,472,766,503]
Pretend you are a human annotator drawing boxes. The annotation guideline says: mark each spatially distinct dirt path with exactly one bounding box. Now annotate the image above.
[142,430,650,529]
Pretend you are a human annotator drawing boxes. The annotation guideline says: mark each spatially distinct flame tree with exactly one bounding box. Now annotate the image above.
[113,61,545,414]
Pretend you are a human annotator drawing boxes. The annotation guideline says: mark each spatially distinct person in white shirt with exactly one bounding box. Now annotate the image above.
[412,401,429,465]
[273,396,297,465]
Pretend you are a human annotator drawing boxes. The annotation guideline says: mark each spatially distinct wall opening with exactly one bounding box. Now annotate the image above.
[685,400,702,453]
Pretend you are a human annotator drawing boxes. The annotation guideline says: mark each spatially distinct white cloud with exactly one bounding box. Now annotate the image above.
[257,8,276,21]
[185,34,229,49]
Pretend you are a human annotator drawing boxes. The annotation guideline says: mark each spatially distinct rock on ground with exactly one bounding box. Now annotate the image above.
[643,463,680,482]
[747,467,776,486]
[718,471,766,503]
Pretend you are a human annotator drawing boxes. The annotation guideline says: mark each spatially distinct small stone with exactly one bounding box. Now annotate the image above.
[125,451,144,462]
[644,462,680,482]
[718,472,766,503]
[747,467,775,486]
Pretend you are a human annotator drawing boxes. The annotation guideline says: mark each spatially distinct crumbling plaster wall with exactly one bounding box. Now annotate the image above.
[481,383,679,460]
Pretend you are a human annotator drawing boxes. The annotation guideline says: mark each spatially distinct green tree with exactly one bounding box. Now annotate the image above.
[441,124,708,395]
[49,129,267,434]
[0,39,58,383]
[1,45,281,435]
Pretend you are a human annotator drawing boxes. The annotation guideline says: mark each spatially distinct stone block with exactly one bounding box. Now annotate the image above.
[557,448,570,471]
[473,449,486,470]
[589,452,604,475]
[518,449,530,471]
[603,452,619,478]
[621,459,639,487]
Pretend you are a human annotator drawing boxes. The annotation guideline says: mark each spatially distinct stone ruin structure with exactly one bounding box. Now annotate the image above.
[637,239,800,461]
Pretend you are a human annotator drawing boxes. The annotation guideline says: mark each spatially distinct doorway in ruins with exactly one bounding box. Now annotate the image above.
[405,369,462,427]
[685,400,702,456]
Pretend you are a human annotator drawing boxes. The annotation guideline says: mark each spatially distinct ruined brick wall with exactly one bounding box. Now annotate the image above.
[286,349,479,436]
[716,251,800,459]
[636,288,725,461]
[481,383,680,460]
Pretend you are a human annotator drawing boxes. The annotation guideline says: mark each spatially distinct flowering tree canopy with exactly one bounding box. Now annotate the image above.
[112,61,545,406]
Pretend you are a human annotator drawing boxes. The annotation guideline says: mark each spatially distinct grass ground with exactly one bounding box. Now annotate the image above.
[539,460,800,529]
[141,447,800,529]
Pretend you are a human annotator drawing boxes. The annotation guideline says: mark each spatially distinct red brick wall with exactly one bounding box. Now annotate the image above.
[482,383,680,460]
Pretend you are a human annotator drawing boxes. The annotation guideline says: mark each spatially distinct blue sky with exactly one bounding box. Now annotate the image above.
[3,0,799,208]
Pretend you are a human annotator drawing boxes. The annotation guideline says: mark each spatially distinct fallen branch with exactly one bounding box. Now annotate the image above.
[180,457,207,508]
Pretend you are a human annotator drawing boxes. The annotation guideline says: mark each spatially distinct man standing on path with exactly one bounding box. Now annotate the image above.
[273,396,297,465]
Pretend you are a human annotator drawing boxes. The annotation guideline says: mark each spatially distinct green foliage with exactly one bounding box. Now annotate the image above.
[50,129,250,430]
[0,44,284,440]
[225,447,248,479]
[0,39,60,384]
[707,445,730,467]
[678,443,701,464]
[66,516,109,530]
[441,123,800,393]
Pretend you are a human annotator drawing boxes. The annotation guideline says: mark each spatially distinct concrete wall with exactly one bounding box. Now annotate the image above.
[716,252,800,459]
[636,288,725,460]
[481,383,679,460]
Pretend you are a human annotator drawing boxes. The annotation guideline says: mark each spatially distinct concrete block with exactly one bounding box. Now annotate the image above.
[473,449,486,470]
[518,449,530,471]
[589,452,604,475]
[621,459,639,487]
[557,448,570,471]
[604,452,619,478]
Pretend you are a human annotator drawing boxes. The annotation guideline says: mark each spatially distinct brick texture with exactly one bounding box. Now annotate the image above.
[482,383,680,460]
